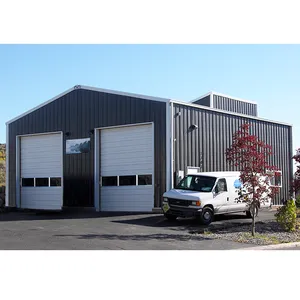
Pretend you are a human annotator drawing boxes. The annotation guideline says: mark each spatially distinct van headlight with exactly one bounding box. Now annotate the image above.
[163,198,168,202]
[191,201,201,206]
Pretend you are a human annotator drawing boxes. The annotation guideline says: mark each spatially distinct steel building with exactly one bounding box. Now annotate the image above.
[5,85,293,211]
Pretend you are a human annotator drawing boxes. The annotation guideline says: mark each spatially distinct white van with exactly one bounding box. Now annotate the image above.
[162,171,271,225]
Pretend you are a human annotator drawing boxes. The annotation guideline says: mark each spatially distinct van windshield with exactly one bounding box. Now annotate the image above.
[176,175,216,192]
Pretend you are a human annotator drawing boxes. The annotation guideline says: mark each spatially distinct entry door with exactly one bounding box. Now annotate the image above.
[212,178,229,214]
[100,124,154,212]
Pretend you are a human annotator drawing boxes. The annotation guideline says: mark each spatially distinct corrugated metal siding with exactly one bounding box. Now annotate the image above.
[213,95,258,116]
[8,89,166,208]
[193,95,211,107]
[173,103,293,205]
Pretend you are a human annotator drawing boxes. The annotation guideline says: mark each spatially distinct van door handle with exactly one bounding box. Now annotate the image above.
[227,197,229,201]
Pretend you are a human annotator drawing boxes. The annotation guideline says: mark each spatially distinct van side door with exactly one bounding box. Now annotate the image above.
[226,178,247,213]
[212,178,229,214]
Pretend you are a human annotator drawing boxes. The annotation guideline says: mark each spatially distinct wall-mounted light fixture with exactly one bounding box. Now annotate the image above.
[189,124,198,130]
[65,132,71,137]
[175,111,181,117]
[89,129,94,135]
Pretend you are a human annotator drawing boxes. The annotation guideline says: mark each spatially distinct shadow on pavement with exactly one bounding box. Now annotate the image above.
[110,213,249,228]
[0,210,153,222]
[54,233,212,242]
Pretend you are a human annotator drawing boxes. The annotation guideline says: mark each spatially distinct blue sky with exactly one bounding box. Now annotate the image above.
[0,44,299,151]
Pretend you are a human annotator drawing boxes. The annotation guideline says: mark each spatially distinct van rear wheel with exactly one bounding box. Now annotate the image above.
[199,207,214,225]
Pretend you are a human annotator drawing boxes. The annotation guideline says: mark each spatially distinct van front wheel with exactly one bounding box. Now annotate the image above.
[199,207,214,225]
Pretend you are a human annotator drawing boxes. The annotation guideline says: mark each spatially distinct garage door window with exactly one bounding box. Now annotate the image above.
[36,178,49,187]
[102,176,118,186]
[50,177,62,187]
[138,175,152,185]
[22,178,34,187]
[119,175,136,186]
[22,177,62,187]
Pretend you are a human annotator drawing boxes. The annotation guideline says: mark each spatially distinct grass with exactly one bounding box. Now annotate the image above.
[203,230,212,235]
[235,232,281,244]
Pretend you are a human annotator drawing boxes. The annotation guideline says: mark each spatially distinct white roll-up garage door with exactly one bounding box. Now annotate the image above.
[20,133,63,210]
[100,124,154,212]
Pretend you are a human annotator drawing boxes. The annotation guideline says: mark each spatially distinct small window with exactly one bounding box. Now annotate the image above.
[215,178,227,193]
[22,178,34,187]
[36,178,49,187]
[270,171,282,187]
[102,176,118,186]
[50,177,62,187]
[119,175,136,186]
[138,175,152,185]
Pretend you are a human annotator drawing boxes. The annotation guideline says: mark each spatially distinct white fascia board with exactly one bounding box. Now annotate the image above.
[189,91,212,103]
[170,99,292,127]
[6,85,170,125]
[80,85,170,103]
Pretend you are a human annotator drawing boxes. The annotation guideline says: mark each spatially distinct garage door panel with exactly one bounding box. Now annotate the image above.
[101,162,153,170]
[102,167,152,173]
[101,188,153,212]
[101,153,152,162]
[21,188,62,210]
[101,157,153,165]
[100,124,154,212]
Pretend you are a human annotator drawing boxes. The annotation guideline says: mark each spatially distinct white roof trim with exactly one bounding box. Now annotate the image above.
[80,85,169,103]
[171,99,292,127]
[6,85,170,125]
[190,91,257,105]
[189,91,212,103]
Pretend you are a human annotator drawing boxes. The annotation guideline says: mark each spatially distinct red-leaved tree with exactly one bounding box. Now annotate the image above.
[292,149,300,196]
[226,123,280,236]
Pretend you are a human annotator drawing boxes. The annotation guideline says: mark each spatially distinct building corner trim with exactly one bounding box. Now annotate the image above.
[5,124,9,207]
[166,100,172,192]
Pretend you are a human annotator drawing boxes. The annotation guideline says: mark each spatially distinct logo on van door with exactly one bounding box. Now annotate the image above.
[234,179,242,189]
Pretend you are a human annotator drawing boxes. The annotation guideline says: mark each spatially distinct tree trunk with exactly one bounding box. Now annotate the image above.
[252,214,255,237]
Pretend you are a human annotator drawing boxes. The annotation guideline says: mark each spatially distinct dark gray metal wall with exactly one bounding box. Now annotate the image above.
[173,103,293,205]
[213,95,258,116]
[193,95,211,107]
[8,88,166,208]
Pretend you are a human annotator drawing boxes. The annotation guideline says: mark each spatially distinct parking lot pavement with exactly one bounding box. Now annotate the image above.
[0,210,275,250]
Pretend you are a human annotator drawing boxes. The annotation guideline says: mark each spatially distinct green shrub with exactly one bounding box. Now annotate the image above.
[295,195,300,208]
[275,199,297,232]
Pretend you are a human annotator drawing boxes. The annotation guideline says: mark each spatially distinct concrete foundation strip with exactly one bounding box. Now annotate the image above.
[239,241,300,250]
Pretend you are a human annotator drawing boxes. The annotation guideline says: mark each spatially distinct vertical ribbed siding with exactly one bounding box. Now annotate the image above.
[8,89,166,208]
[173,103,293,205]
[213,95,257,116]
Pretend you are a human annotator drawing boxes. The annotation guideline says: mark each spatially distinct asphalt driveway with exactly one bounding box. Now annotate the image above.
[0,210,276,250]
